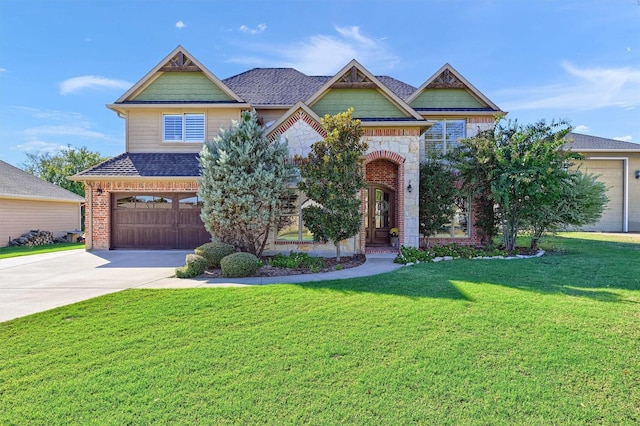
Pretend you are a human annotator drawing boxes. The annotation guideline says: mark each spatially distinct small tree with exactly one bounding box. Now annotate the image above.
[418,157,457,247]
[525,170,608,249]
[198,110,292,256]
[296,108,368,261]
[451,118,576,252]
[22,145,107,197]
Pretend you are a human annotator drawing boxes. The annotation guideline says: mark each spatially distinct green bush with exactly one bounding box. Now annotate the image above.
[175,253,208,278]
[394,244,507,264]
[269,252,325,270]
[220,252,260,278]
[195,241,235,268]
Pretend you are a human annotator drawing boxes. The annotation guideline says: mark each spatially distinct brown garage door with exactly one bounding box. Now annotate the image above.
[111,193,210,249]
[580,160,624,232]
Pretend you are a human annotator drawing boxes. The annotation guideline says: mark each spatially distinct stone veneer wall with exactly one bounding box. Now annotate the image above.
[85,180,199,250]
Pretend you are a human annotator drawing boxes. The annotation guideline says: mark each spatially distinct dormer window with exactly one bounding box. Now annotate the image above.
[163,113,205,142]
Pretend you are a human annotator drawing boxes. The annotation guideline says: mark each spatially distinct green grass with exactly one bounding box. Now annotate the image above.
[1,234,639,424]
[0,242,85,259]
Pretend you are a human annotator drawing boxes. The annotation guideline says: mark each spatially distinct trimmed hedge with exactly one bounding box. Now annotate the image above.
[195,241,235,268]
[220,252,260,278]
[175,253,208,279]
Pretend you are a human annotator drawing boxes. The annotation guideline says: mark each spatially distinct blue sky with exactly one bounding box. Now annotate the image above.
[1,0,639,168]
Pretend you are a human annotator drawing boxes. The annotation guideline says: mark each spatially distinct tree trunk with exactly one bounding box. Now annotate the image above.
[335,241,341,262]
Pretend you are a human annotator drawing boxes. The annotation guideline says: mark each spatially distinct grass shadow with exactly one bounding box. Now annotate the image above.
[293,235,639,303]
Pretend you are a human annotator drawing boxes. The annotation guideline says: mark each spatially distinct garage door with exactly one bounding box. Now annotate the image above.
[580,160,624,232]
[111,193,210,249]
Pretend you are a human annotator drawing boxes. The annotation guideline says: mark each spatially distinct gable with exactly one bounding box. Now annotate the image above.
[115,46,243,104]
[131,72,234,102]
[407,64,502,113]
[410,88,486,109]
[311,88,409,118]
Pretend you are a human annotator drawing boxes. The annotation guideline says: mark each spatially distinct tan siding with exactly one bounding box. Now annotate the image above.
[127,108,241,152]
[0,198,81,247]
[255,109,289,125]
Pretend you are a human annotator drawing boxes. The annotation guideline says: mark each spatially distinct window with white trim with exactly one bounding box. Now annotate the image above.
[163,113,205,142]
[276,190,316,242]
[423,119,466,156]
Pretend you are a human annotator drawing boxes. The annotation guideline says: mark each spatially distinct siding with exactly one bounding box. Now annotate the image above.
[311,89,408,118]
[410,88,485,109]
[126,109,241,152]
[0,198,81,247]
[132,72,233,102]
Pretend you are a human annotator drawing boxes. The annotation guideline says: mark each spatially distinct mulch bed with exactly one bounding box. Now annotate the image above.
[202,254,367,278]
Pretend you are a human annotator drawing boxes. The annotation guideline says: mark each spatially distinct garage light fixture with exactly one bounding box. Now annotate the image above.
[635,169,640,179]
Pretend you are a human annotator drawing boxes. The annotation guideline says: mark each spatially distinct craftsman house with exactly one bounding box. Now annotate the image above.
[72,45,506,253]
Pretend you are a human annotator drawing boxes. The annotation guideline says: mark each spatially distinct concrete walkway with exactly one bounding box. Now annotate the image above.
[0,250,400,323]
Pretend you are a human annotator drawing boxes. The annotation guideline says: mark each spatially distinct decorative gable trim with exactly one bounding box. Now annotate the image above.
[407,63,502,112]
[305,59,424,120]
[114,45,244,103]
[266,102,326,142]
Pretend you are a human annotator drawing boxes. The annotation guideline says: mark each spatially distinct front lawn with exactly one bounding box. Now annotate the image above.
[1,234,639,424]
[0,242,85,259]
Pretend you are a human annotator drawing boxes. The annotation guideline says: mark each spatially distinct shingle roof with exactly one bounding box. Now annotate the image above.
[222,69,419,105]
[76,153,201,177]
[0,160,84,202]
[223,68,330,105]
[564,132,640,151]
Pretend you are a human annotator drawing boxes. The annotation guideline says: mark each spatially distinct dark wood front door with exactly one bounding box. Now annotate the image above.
[111,193,210,249]
[365,185,395,245]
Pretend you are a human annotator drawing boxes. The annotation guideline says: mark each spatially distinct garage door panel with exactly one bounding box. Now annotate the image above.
[581,160,623,232]
[112,193,210,249]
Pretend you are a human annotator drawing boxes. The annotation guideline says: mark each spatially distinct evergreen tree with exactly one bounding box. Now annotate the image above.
[198,110,292,256]
[296,108,368,261]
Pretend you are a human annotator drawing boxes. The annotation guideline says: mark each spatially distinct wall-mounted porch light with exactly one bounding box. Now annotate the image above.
[407,180,413,192]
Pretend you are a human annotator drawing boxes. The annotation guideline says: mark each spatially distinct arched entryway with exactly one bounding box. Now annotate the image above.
[364,155,403,247]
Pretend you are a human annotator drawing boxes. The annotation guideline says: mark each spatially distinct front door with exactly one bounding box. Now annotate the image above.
[365,185,395,245]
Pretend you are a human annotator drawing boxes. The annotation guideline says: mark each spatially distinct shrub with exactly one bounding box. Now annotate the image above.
[195,241,235,268]
[175,253,208,278]
[394,244,507,264]
[269,252,325,270]
[220,252,260,278]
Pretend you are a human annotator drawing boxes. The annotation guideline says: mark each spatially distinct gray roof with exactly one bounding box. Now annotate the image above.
[0,160,84,202]
[222,69,418,105]
[564,132,640,151]
[223,68,330,105]
[76,153,201,177]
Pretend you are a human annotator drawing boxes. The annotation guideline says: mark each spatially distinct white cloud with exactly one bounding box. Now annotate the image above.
[176,20,185,29]
[573,125,590,133]
[10,106,86,122]
[499,62,640,111]
[11,140,67,154]
[613,135,633,142]
[0,68,6,73]
[229,26,398,75]
[239,23,267,34]
[24,125,107,139]
[60,75,132,95]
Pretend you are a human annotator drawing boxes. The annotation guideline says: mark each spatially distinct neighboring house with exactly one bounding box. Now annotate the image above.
[0,160,84,247]
[565,133,640,233]
[80,45,636,253]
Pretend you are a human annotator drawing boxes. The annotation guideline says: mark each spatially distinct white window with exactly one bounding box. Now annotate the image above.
[163,113,205,142]
[424,119,466,156]
[434,197,470,238]
[277,190,316,242]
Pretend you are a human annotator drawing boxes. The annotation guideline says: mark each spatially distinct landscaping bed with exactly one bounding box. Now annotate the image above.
[202,253,366,278]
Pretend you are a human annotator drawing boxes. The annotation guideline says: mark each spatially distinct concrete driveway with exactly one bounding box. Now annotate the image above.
[0,249,200,323]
